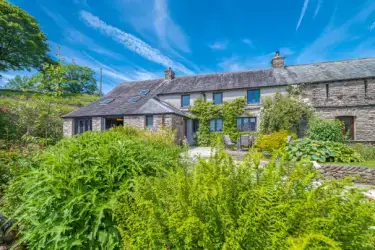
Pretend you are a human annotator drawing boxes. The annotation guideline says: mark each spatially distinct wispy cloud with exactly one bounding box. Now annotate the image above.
[80,10,193,75]
[154,0,190,53]
[41,6,123,60]
[371,21,375,32]
[314,0,323,19]
[208,40,228,50]
[296,0,310,30]
[218,48,294,72]
[242,39,255,48]
[297,2,375,63]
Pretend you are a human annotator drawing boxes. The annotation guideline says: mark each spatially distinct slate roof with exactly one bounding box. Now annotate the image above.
[62,79,169,118]
[62,57,375,118]
[159,57,375,94]
[129,98,188,116]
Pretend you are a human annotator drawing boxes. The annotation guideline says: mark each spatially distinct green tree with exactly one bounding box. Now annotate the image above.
[4,75,37,91]
[0,0,49,72]
[260,92,312,134]
[38,63,97,95]
[62,64,97,94]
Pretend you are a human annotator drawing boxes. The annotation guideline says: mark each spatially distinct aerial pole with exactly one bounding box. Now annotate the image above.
[100,67,103,96]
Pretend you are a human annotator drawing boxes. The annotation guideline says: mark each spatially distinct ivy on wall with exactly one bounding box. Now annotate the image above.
[190,97,248,146]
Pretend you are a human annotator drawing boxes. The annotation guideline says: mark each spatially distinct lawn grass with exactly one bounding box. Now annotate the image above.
[321,160,375,168]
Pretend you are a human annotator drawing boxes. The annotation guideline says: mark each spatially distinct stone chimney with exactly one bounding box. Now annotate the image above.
[271,51,285,68]
[164,67,175,80]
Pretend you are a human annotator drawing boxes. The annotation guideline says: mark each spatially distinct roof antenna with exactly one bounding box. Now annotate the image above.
[100,67,103,96]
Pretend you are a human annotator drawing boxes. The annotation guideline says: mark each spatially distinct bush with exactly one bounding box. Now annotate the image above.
[2,127,182,249]
[306,116,346,142]
[286,139,362,163]
[0,97,75,144]
[260,92,312,134]
[351,143,375,161]
[255,130,296,152]
[115,150,375,249]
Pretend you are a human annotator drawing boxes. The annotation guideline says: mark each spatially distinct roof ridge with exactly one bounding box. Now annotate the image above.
[285,56,375,68]
[117,56,375,86]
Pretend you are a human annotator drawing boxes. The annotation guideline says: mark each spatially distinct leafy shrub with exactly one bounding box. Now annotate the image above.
[2,127,181,249]
[255,130,296,152]
[0,148,32,199]
[286,139,362,163]
[260,92,312,134]
[115,150,375,249]
[306,116,346,142]
[0,97,74,144]
[351,143,375,161]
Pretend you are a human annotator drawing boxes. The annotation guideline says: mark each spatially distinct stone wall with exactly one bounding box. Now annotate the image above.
[316,106,375,141]
[123,114,186,145]
[124,116,145,129]
[92,117,103,131]
[168,114,186,145]
[63,118,74,137]
[303,78,375,107]
[302,78,375,141]
[319,165,375,185]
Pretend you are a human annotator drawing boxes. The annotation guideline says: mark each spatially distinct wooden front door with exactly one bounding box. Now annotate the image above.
[336,116,355,140]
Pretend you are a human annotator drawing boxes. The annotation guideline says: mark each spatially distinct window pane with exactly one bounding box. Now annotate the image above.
[210,119,216,132]
[213,93,223,105]
[216,119,223,131]
[254,90,260,103]
[181,95,190,107]
[237,117,257,132]
[146,116,153,128]
[248,90,260,104]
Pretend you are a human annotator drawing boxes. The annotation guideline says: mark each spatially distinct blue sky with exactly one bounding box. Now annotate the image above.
[2,0,375,93]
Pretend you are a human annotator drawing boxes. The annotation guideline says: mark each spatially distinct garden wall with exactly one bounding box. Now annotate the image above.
[319,165,375,185]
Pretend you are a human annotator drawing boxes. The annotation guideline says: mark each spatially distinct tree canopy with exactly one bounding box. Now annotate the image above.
[0,0,49,72]
[38,63,98,95]
[2,63,98,95]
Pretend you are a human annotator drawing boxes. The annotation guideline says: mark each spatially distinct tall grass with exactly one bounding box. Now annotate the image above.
[2,127,182,249]
[115,149,375,249]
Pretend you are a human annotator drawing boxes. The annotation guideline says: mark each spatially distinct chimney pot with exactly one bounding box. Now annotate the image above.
[164,67,175,80]
[271,51,285,68]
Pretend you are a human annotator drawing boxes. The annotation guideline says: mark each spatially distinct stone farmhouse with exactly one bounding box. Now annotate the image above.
[62,52,375,144]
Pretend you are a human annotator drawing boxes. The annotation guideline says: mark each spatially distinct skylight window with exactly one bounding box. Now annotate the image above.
[139,89,149,95]
[128,96,142,102]
[100,99,114,105]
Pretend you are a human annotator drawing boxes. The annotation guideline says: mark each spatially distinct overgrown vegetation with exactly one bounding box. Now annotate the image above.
[115,148,375,249]
[351,143,375,161]
[190,97,247,146]
[255,130,296,153]
[306,116,346,142]
[0,90,100,147]
[2,127,181,249]
[260,92,312,134]
[286,139,362,163]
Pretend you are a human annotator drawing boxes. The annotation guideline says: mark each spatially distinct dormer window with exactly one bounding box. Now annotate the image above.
[100,99,114,105]
[139,89,149,95]
[128,96,142,102]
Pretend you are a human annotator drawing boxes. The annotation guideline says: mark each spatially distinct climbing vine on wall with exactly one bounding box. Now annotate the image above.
[190,97,248,146]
